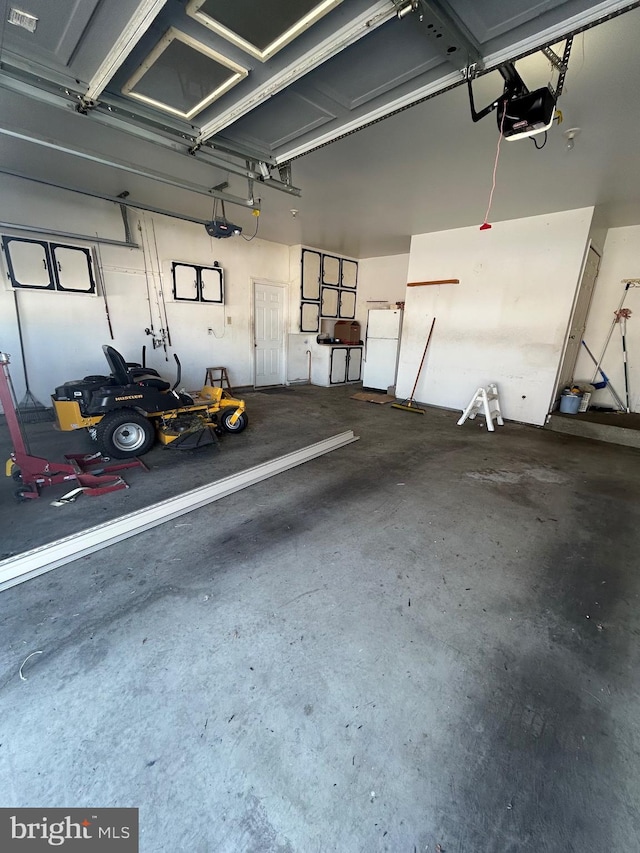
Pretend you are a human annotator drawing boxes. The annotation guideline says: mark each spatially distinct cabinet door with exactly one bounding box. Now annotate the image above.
[321,286,339,318]
[341,259,358,288]
[339,289,356,319]
[300,302,320,332]
[322,254,340,286]
[2,237,53,288]
[301,249,321,300]
[200,266,224,303]
[330,348,348,384]
[51,245,95,292]
[173,263,198,300]
[347,347,362,381]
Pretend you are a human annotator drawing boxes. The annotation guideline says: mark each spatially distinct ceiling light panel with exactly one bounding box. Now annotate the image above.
[121,28,248,119]
[187,0,343,62]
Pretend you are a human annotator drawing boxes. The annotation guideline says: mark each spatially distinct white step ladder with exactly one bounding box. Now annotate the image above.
[457,384,504,431]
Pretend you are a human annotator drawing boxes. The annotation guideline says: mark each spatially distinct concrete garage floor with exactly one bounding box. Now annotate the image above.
[1,385,640,852]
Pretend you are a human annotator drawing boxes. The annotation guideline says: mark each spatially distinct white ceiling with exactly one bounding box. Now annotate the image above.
[290,8,640,256]
[0,1,639,257]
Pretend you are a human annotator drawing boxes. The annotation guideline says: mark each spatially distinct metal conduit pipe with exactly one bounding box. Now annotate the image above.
[0,220,138,248]
[0,168,219,231]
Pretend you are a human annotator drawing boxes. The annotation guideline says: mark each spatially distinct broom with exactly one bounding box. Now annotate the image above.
[13,291,54,423]
[392,317,436,414]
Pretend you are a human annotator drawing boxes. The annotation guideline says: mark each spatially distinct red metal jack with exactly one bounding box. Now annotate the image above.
[1,352,145,500]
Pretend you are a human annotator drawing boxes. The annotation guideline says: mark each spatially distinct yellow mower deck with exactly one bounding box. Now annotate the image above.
[53,385,245,435]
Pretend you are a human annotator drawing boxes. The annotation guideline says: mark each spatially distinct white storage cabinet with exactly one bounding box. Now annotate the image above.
[311,345,362,386]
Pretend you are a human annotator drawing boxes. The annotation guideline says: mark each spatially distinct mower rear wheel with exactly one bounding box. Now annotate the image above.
[96,410,155,459]
[218,408,248,434]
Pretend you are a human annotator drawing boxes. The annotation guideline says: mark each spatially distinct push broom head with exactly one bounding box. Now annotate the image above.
[393,316,436,416]
[391,399,426,414]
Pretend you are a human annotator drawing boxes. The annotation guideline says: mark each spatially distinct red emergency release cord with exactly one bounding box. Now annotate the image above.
[480,100,507,230]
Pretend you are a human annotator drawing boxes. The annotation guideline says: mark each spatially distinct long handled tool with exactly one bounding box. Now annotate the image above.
[94,243,115,340]
[581,340,625,410]
[392,317,436,414]
[590,279,639,383]
[616,308,632,412]
[13,291,54,422]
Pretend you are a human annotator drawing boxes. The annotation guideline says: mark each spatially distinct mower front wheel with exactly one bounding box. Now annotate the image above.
[218,408,248,434]
[96,410,156,459]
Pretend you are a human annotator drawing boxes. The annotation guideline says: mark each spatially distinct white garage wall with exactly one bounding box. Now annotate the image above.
[0,177,291,404]
[355,253,409,331]
[573,224,640,411]
[396,207,594,426]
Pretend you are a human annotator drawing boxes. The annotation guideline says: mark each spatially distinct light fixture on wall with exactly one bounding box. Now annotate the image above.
[563,127,581,150]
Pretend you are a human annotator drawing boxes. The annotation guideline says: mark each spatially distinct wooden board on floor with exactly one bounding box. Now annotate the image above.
[351,392,396,405]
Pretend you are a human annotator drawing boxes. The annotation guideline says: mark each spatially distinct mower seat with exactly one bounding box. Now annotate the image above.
[103,345,132,385]
[127,364,161,380]
[103,345,169,390]
[135,376,171,391]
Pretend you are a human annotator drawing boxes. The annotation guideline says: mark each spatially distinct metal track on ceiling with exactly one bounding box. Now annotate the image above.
[282,0,640,164]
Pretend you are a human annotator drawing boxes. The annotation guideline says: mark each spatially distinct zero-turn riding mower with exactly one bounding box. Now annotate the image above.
[51,345,248,459]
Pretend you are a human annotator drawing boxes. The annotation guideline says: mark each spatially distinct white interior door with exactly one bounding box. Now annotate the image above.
[254,281,286,387]
[555,245,601,395]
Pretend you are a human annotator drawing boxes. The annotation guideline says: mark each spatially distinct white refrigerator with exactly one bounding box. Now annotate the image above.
[362,309,403,391]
